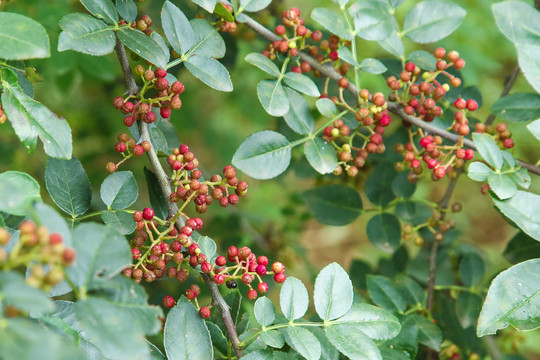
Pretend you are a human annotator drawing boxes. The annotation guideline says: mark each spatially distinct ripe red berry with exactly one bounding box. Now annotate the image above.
[329,51,339,61]
[121,102,134,114]
[273,272,286,283]
[338,77,349,88]
[154,68,167,78]
[215,255,227,266]
[257,282,269,293]
[113,96,124,109]
[404,62,416,72]
[142,207,154,220]
[454,98,466,110]
[274,25,286,36]
[247,289,258,300]
[464,149,474,160]
[466,99,478,111]
[257,255,268,266]
[213,273,225,285]
[503,138,514,148]
[311,30,322,41]
[160,107,172,119]
[256,265,267,276]
[199,306,211,318]
[434,47,446,59]
[271,261,285,274]
[106,162,117,173]
[296,25,307,37]
[62,248,76,265]
[131,248,141,260]
[132,144,144,156]
[115,142,127,153]
[292,66,302,73]
[162,295,175,308]
[454,58,465,70]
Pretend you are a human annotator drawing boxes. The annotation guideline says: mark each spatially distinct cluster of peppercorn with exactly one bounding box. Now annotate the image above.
[118,14,153,36]
[167,145,248,214]
[443,344,480,360]
[105,132,152,173]
[401,202,462,246]
[475,122,515,149]
[0,222,76,292]
[217,3,237,33]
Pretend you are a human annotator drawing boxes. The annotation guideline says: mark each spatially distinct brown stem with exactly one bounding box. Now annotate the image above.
[114,38,244,359]
[485,65,520,126]
[241,15,540,176]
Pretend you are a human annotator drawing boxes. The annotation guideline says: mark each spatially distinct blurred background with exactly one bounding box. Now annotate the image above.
[1,0,539,357]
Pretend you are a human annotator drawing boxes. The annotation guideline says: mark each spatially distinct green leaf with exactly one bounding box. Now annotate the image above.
[185,55,233,92]
[490,93,540,122]
[304,138,337,175]
[492,1,540,45]
[283,72,320,97]
[367,275,407,313]
[379,32,404,58]
[488,173,517,200]
[527,119,540,140]
[198,236,217,259]
[456,292,482,329]
[245,53,281,77]
[359,58,387,74]
[207,322,228,356]
[161,0,195,54]
[366,213,401,253]
[58,13,115,56]
[286,326,321,360]
[0,12,50,60]
[311,8,353,40]
[310,327,340,360]
[394,275,425,307]
[239,0,272,12]
[34,202,73,248]
[510,168,531,189]
[164,297,213,360]
[0,272,54,315]
[100,171,138,210]
[214,3,235,22]
[144,167,168,220]
[254,297,276,327]
[80,0,118,24]
[504,232,540,264]
[302,184,363,226]
[459,252,485,287]
[0,171,41,216]
[283,88,314,135]
[232,130,292,180]
[190,19,226,59]
[365,162,397,206]
[101,210,136,235]
[472,133,503,170]
[260,330,284,348]
[45,157,91,217]
[325,325,382,360]
[467,161,493,181]
[407,50,437,71]
[316,98,338,117]
[314,263,353,321]
[335,303,400,340]
[477,259,540,336]
[411,314,442,351]
[493,190,540,241]
[350,2,393,41]
[191,0,218,13]
[117,28,168,69]
[66,223,131,289]
[279,277,309,321]
[1,68,72,159]
[116,0,137,22]
[381,316,418,359]
[338,47,361,67]
[257,79,289,116]
[516,44,540,95]
[391,172,416,199]
[403,0,466,43]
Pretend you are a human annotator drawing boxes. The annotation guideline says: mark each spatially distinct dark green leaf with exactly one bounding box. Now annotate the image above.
[325,324,382,360]
[58,13,115,56]
[493,190,540,241]
[487,173,517,200]
[161,1,195,54]
[144,167,168,220]
[116,0,137,22]
[304,138,337,175]
[198,236,217,260]
[185,55,233,92]
[1,68,72,158]
[365,162,397,206]
[206,322,228,356]
[214,3,235,22]
[164,297,213,360]
[477,259,540,336]
[101,210,136,235]
[190,19,226,59]
[392,172,416,198]
[279,277,309,321]
[302,184,363,226]
[0,12,50,60]
[45,157,91,217]
[254,297,276,327]
[472,133,503,170]
[411,314,442,351]
[394,275,425,307]
[367,275,406,313]
[490,93,540,122]
[367,213,401,253]
[311,8,353,40]
[245,53,281,77]
[232,130,292,180]
[286,326,321,360]
[314,263,353,321]
[0,171,41,216]
[404,0,466,43]
[283,72,320,97]
[118,28,168,69]
[381,316,418,359]
[80,0,118,24]
[100,171,138,210]
[335,303,400,340]
[456,292,482,329]
[504,232,540,264]
[66,223,131,289]
[283,88,314,135]
[257,79,289,116]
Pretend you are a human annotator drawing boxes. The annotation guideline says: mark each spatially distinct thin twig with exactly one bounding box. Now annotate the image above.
[485,65,520,126]
[114,38,244,359]
[241,15,540,176]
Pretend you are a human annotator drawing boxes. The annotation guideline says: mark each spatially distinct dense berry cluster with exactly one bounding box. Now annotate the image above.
[166,145,248,214]
[106,132,151,173]
[401,202,461,246]
[118,14,153,36]
[0,221,76,292]
[475,122,515,149]
[217,3,237,33]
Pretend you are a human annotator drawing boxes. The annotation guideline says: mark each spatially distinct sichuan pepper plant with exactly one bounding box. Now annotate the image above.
[0,0,540,359]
